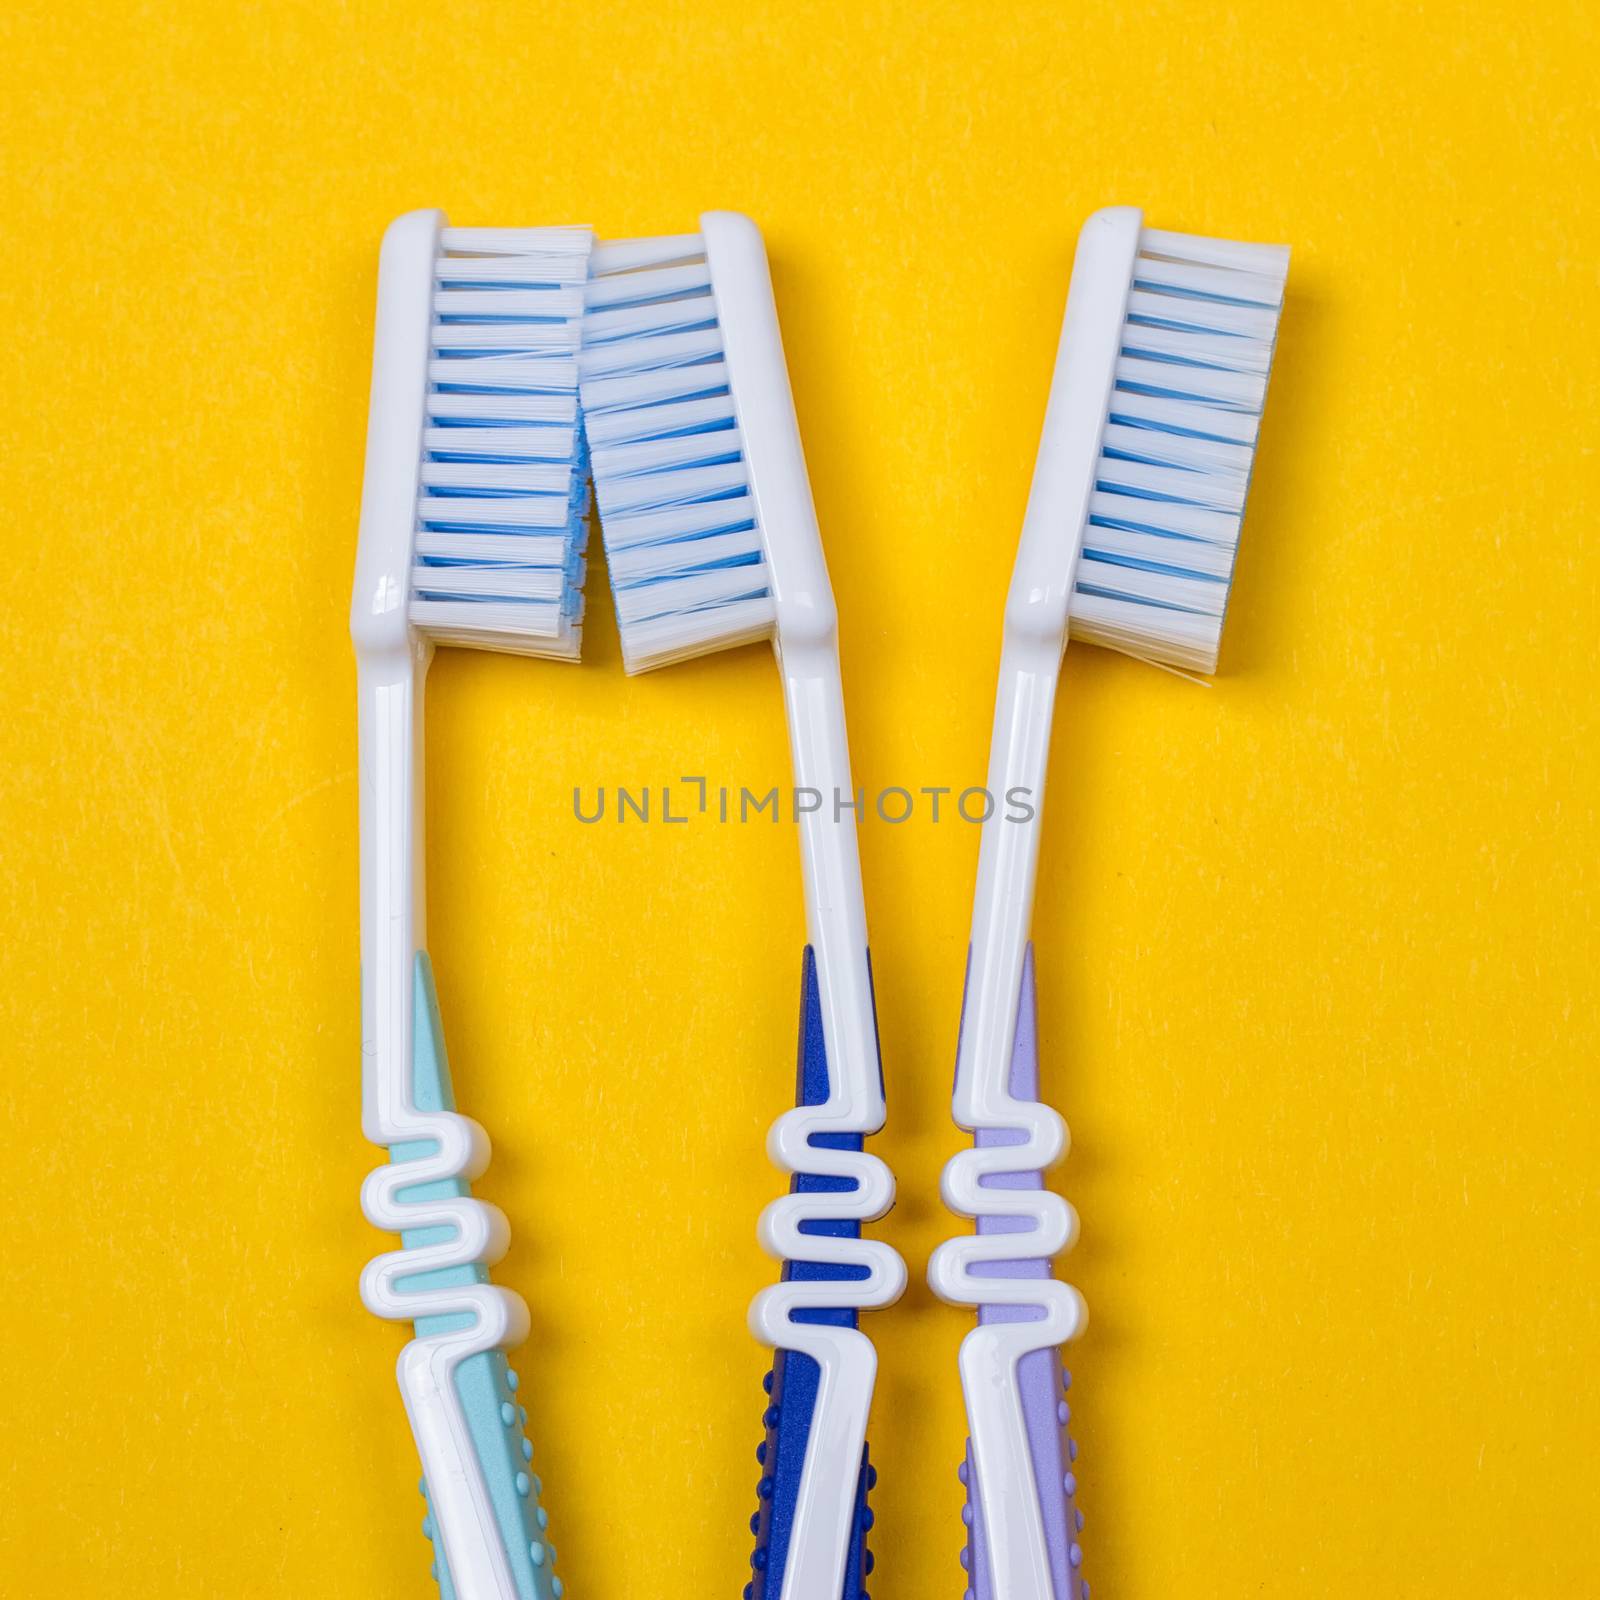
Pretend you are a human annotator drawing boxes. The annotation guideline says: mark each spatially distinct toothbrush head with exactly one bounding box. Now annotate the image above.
[352,211,595,665]
[578,219,790,674]
[1037,208,1290,676]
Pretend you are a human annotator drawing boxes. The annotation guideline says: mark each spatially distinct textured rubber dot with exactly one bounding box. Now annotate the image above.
[1069,1543,1083,1567]
[500,1403,516,1427]
[514,1472,530,1497]
[529,1543,545,1566]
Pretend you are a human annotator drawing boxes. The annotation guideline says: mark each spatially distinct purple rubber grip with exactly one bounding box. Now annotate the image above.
[960,945,1086,1600]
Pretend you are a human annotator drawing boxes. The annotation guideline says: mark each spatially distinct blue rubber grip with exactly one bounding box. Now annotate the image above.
[745,947,879,1600]
[389,955,564,1600]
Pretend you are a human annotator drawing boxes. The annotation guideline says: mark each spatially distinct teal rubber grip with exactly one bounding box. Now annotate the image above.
[388,955,564,1600]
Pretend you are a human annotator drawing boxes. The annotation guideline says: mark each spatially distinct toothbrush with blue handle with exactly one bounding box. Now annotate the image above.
[745,948,880,1600]
[929,207,1290,1600]
[353,210,595,1598]
[580,212,908,1600]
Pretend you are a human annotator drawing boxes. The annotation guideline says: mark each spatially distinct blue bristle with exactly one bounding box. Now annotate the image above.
[1066,225,1288,673]
[405,226,594,660]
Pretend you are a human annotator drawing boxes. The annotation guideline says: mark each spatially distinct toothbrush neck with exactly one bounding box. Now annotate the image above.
[955,628,1066,1128]
[776,630,882,1133]
[356,641,431,1145]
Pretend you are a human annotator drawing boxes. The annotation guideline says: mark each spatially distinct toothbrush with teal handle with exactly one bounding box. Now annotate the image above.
[387,956,563,1599]
[354,210,596,1598]
[579,213,907,1600]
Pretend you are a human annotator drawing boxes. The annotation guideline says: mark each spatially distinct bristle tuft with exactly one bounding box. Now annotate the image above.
[579,236,775,674]
[407,226,595,659]
[1069,226,1289,674]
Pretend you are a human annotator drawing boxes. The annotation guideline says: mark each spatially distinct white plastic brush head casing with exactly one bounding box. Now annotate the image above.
[352,209,441,673]
[1037,205,1291,676]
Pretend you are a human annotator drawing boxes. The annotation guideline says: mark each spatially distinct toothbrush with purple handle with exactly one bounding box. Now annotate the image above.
[929,207,1290,1600]
[959,948,1085,1600]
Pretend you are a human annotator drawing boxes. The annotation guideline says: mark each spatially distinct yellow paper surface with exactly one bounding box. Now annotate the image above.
[2,1,1596,1593]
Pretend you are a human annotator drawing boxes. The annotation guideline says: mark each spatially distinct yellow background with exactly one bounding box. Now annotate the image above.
[3,0,1596,1594]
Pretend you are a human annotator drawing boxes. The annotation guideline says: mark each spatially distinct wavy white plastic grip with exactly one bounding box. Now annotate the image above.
[702,212,908,1600]
[352,209,532,1600]
[928,207,1144,1600]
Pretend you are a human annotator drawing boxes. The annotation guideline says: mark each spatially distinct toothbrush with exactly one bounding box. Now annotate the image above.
[351,211,593,1600]
[578,212,909,1600]
[927,207,1290,1600]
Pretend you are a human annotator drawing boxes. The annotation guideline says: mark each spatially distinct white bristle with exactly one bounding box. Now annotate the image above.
[440,226,594,261]
[589,235,704,274]
[406,226,595,660]
[578,235,776,674]
[1069,226,1289,675]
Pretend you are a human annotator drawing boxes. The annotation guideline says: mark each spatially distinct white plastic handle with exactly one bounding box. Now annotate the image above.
[353,209,441,1137]
[702,210,884,1140]
[703,210,907,1600]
